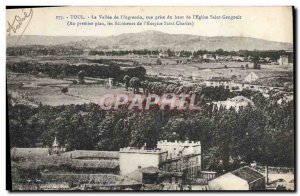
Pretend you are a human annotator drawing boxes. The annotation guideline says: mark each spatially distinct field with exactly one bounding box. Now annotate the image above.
[7,55,293,106]
[7,73,134,106]
[145,61,293,80]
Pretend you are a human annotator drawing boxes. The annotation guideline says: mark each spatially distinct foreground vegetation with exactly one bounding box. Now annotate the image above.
[8,86,294,172]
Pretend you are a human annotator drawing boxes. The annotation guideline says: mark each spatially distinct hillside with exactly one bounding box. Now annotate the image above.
[7,30,293,51]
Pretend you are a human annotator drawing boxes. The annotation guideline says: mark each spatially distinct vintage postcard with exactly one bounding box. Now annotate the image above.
[6,6,294,191]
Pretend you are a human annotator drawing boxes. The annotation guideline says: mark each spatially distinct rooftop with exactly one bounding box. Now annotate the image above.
[229,96,254,105]
[120,147,167,154]
[231,166,264,183]
[157,140,201,146]
[11,148,49,160]
[61,150,119,159]
[18,156,119,170]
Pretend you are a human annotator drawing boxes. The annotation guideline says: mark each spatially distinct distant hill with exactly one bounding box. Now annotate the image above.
[7,30,293,51]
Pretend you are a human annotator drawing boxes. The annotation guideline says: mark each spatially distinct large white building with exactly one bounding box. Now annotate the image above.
[119,147,168,176]
[119,140,201,180]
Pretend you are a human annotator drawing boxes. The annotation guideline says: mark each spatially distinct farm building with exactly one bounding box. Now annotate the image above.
[209,167,265,190]
[244,72,259,83]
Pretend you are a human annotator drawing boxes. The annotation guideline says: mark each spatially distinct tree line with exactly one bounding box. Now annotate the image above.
[7,61,146,81]
[8,87,294,171]
[7,45,289,61]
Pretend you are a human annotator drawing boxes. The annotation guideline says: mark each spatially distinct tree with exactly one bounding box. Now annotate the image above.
[141,80,149,95]
[129,77,140,94]
[156,58,162,65]
[123,75,130,91]
[252,55,260,69]
[61,87,68,93]
[77,70,85,84]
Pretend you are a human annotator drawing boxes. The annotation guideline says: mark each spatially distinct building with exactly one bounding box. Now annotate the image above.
[62,150,119,160]
[213,96,255,111]
[244,72,259,83]
[119,140,201,181]
[204,77,232,89]
[209,167,265,190]
[157,140,201,180]
[119,147,168,176]
[278,52,293,65]
[11,147,49,161]
[51,137,60,154]
[202,54,215,61]
[215,55,226,61]
[232,56,245,62]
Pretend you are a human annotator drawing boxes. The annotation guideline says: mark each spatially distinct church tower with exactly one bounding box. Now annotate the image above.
[51,137,60,155]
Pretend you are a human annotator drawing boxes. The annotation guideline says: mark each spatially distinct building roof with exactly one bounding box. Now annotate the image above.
[42,174,141,186]
[71,159,119,169]
[206,77,232,82]
[61,150,119,159]
[11,148,49,160]
[120,147,167,154]
[229,96,254,106]
[231,166,264,183]
[18,156,119,170]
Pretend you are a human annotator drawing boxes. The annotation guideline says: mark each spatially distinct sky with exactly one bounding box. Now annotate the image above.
[6,6,293,43]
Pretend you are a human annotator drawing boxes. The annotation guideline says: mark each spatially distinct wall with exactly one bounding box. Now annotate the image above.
[208,173,249,190]
[119,152,162,176]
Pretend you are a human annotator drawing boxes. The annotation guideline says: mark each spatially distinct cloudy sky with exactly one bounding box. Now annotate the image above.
[6,6,293,43]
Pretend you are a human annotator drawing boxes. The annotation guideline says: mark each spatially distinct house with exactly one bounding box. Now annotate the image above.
[213,96,255,111]
[244,72,259,83]
[159,51,168,58]
[204,77,232,89]
[278,52,293,65]
[232,56,245,62]
[209,167,265,190]
[202,54,215,61]
[215,55,226,61]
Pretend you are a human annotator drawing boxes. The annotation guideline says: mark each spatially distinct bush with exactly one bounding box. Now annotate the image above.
[61,87,68,93]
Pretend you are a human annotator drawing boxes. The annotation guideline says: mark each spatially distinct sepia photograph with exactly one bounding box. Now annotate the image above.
[6,6,295,191]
